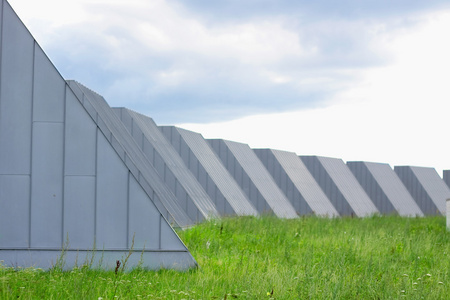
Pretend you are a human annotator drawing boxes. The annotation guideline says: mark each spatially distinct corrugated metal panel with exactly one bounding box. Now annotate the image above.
[0,0,196,270]
[255,149,338,217]
[67,81,194,227]
[347,161,423,216]
[208,139,298,218]
[112,108,220,220]
[301,156,378,217]
[444,170,450,189]
[160,126,258,217]
[394,166,449,215]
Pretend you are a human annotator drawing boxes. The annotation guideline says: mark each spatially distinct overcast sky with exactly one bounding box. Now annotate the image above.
[9,0,450,175]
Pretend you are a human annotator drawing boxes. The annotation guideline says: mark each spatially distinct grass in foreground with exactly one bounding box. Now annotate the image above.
[1,215,449,299]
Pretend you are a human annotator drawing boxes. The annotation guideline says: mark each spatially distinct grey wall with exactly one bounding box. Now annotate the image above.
[301,156,379,217]
[160,126,258,217]
[347,161,423,216]
[112,108,220,220]
[395,166,449,215]
[254,149,338,217]
[208,139,298,219]
[0,0,196,270]
[443,170,450,189]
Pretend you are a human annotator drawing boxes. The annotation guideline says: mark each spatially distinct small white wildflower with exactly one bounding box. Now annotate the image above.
[98,298,103,300]
[438,282,444,284]
[402,274,408,277]
[413,282,418,285]
[400,290,405,293]
[426,274,431,277]
[417,256,420,259]
[206,241,211,249]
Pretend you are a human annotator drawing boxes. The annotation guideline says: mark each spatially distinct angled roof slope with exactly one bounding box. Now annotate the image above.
[160,126,258,217]
[112,108,220,220]
[394,166,449,215]
[300,156,379,217]
[347,161,423,216]
[254,149,338,217]
[0,0,196,269]
[208,139,298,218]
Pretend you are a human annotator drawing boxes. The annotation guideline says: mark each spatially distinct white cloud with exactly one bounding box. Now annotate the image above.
[178,10,450,175]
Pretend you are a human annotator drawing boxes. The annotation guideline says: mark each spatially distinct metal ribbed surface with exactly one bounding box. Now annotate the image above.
[208,139,298,219]
[444,170,450,189]
[301,156,378,217]
[348,161,423,216]
[112,108,220,220]
[160,126,258,217]
[67,81,193,227]
[395,166,448,215]
[255,149,338,217]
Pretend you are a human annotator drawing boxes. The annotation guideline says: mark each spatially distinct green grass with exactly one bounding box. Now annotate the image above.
[1,215,449,299]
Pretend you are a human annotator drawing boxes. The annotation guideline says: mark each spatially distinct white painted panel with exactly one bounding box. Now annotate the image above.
[96,131,128,249]
[160,218,186,251]
[128,174,160,250]
[0,175,30,247]
[30,122,64,247]
[32,45,65,122]
[0,2,34,174]
[64,88,97,176]
[63,176,96,249]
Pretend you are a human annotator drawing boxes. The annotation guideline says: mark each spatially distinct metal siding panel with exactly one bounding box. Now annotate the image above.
[301,156,350,216]
[318,156,378,217]
[444,170,450,188]
[410,167,448,215]
[395,166,445,215]
[115,110,219,220]
[67,81,193,228]
[160,217,187,251]
[96,132,128,249]
[347,162,394,214]
[128,174,160,250]
[63,176,95,249]
[212,140,297,218]
[163,127,257,216]
[32,45,65,122]
[30,122,64,248]
[0,3,33,175]
[153,151,165,177]
[349,161,423,216]
[64,88,96,176]
[0,175,30,247]
[258,150,338,216]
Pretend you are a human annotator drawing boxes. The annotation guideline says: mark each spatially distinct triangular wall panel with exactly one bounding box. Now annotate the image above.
[0,0,196,270]
[254,149,338,217]
[160,126,258,217]
[112,107,220,220]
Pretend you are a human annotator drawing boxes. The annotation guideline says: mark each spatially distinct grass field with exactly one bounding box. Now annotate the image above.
[1,215,449,299]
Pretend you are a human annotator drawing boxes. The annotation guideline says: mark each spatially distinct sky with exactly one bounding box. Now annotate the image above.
[8,0,450,175]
